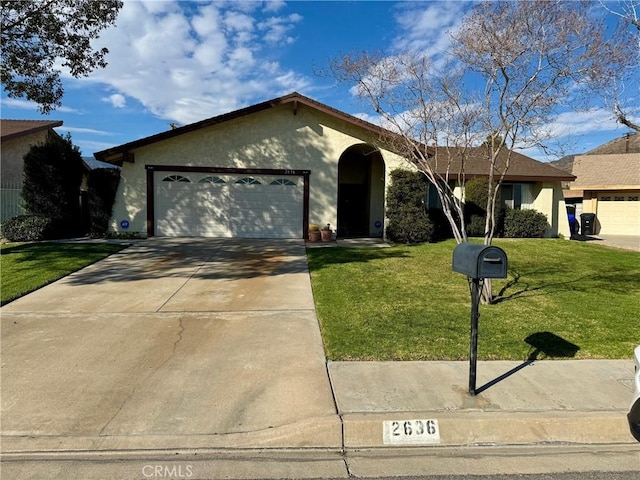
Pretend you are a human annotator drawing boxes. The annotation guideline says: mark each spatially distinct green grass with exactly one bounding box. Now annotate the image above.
[307,239,640,361]
[0,242,127,305]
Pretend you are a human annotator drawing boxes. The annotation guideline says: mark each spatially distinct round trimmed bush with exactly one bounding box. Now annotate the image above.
[466,214,486,237]
[503,209,549,238]
[0,215,54,242]
[386,208,434,244]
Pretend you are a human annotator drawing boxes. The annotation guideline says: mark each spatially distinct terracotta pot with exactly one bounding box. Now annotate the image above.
[321,229,332,242]
[308,230,321,242]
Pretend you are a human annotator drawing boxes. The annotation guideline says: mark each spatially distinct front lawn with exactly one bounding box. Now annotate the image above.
[0,242,127,305]
[307,239,640,361]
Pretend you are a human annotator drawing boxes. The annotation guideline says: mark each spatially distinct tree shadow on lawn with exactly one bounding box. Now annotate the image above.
[475,331,580,395]
[306,246,412,270]
[493,267,640,303]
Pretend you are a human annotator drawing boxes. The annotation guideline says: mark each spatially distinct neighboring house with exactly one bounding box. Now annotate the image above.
[94,92,573,239]
[566,132,640,236]
[0,119,63,222]
[426,148,575,238]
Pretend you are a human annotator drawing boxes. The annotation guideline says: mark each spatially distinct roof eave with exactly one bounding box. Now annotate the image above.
[1,120,63,142]
[93,92,409,162]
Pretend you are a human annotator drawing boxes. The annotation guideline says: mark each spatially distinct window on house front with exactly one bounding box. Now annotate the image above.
[199,176,226,184]
[501,184,522,209]
[235,177,261,185]
[162,175,190,182]
[270,178,296,186]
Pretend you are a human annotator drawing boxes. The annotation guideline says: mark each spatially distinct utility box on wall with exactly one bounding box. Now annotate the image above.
[452,243,508,279]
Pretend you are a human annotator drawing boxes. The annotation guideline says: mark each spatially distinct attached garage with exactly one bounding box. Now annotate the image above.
[151,167,308,238]
[570,150,640,237]
[94,92,572,240]
[596,192,640,236]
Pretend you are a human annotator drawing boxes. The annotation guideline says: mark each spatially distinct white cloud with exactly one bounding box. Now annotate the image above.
[538,109,622,138]
[58,126,112,136]
[103,93,127,108]
[258,13,302,44]
[392,2,469,60]
[262,1,286,14]
[75,1,309,125]
[1,97,79,113]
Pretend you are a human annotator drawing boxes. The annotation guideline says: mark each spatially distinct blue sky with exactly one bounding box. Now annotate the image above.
[1,0,637,161]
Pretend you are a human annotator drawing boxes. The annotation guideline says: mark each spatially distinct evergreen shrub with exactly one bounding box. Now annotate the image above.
[503,208,549,238]
[386,169,433,244]
[88,168,120,237]
[22,133,84,238]
[0,214,55,241]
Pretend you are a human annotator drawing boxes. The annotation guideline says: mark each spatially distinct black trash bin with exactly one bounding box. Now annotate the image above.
[580,213,596,235]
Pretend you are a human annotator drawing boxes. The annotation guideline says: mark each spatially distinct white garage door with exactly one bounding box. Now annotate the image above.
[597,193,640,235]
[155,172,303,238]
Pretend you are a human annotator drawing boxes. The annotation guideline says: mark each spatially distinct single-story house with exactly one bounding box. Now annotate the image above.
[569,150,640,236]
[94,92,574,239]
[1,119,63,221]
[424,147,575,238]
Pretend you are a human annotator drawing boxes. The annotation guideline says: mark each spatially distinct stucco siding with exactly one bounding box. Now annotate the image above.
[1,130,50,185]
[529,182,569,238]
[109,103,408,236]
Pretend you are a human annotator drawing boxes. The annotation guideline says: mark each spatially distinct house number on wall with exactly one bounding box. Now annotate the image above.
[383,419,440,445]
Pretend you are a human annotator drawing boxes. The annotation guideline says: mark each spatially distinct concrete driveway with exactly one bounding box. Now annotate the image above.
[1,239,341,453]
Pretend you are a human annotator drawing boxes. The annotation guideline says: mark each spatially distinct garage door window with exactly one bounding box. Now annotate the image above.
[270,178,297,186]
[163,175,190,183]
[199,176,226,184]
[235,177,261,185]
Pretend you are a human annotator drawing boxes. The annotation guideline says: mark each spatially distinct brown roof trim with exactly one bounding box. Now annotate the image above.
[94,92,397,165]
[1,119,63,142]
[429,147,576,182]
[92,92,575,183]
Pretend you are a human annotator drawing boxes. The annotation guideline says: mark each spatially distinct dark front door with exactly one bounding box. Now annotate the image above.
[338,183,369,237]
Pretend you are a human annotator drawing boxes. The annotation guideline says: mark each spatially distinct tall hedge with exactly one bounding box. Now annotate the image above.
[386,169,434,244]
[21,133,84,237]
[464,177,490,237]
[87,167,120,237]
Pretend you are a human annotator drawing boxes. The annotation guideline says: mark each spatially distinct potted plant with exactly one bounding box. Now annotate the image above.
[321,223,333,242]
[308,224,321,242]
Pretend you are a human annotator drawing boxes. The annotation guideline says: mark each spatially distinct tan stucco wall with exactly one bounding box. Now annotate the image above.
[529,182,569,238]
[449,182,567,238]
[1,131,51,186]
[109,103,408,236]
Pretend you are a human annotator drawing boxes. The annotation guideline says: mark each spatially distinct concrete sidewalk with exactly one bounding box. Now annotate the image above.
[330,359,636,447]
[1,238,637,473]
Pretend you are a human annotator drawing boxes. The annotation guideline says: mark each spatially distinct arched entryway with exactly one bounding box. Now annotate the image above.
[337,144,385,238]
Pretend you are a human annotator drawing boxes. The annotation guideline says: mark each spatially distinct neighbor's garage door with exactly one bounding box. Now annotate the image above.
[597,193,640,235]
[155,172,303,238]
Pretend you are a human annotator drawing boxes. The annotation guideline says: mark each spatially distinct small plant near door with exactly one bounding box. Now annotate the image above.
[321,223,333,242]
[308,224,321,242]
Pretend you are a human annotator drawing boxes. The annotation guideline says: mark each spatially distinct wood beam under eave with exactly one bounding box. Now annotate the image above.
[123,151,135,163]
[292,100,298,115]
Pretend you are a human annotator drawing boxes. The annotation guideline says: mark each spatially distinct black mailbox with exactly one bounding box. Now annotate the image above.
[452,243,508,279]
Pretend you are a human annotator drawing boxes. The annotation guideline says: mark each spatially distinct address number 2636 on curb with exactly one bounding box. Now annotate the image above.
[383,419,440,445]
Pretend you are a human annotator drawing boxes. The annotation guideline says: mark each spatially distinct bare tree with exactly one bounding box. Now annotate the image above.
[599,0,640,131]
[328,0,634,302]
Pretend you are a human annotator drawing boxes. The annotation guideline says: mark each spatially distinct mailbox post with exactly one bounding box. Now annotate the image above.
[452,243,508,395]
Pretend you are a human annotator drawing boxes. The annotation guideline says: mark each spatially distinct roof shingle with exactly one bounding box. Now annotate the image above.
[1,119,63,142]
